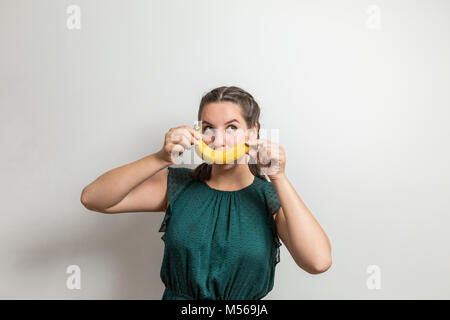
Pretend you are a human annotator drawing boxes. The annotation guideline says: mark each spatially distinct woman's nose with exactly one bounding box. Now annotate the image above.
[211,130,227,148]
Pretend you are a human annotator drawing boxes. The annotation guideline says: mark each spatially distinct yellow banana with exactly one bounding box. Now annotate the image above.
[193,124,249,164]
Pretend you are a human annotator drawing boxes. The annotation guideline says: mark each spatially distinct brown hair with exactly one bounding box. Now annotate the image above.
[192,86,268,182]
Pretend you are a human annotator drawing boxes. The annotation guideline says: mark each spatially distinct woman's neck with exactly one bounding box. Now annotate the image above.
[207,162,255,191]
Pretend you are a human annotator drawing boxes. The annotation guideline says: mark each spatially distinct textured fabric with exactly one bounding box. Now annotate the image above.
[158,166,282,300]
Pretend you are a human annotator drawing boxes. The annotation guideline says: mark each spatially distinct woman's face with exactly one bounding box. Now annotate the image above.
[199,102,255,150]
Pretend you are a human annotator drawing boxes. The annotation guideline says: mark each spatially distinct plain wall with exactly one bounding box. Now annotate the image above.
[1,0,449,299]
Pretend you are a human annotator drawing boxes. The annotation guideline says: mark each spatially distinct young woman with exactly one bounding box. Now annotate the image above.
[81,86,332,300]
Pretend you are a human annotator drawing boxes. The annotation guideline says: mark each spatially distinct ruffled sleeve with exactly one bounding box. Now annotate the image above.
[264,180,281,216]
[263,180,283,266]
[158,166,193,233]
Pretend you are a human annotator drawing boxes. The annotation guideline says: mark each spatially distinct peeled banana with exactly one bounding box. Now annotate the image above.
[193,124,249,164]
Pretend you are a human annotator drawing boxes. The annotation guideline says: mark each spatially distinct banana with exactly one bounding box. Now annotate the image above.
[193,124,249,164]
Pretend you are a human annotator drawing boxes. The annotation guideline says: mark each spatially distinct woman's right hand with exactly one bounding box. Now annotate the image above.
[156,125,203,165]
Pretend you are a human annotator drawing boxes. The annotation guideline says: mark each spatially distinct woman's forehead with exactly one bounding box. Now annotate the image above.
[201,102,244,123]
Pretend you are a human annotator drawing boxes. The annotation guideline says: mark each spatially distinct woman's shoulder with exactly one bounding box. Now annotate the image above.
[168,166,194,173]
[167,166,194,180]
[253,176,281,216]
[253,175,274,191]
[166,166,195,204]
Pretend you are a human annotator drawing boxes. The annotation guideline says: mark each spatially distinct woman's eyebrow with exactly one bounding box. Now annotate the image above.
[203,119,239,126]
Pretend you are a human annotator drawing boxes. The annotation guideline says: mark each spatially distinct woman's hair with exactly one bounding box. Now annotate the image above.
[192,86,268,182]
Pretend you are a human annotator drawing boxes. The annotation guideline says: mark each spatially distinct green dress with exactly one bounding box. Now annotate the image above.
[158,166,282,300]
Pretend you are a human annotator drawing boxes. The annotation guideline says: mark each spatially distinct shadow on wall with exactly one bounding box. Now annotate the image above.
[11,209,166,299]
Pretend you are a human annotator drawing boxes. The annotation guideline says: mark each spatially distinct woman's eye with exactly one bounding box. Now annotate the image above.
[203,125,236,132]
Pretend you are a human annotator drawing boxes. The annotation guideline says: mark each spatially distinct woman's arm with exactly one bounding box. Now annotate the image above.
[81,125,200,212]
[272,174,332,274]
[80,150,171,211]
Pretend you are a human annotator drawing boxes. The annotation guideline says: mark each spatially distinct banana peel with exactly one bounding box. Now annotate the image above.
[193,124,249,164]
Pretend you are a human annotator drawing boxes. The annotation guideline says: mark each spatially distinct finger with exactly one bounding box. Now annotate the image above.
[256,139,267,146]
[248,147,257,159]
[247,138,260,156]
[247,136,259,146]
[184,126,203,141]
[267,143,279,153]
[260,142,279,155]
[177,135,191,150]
[180,129,197,146]
[171,133,188,150]
[258,149,274,166]
[256,140,270,154]
[170,144,185,161]
[173,127,200,145]
[169,130,183,143]
[248,151,258,164]
[263,149,280,162]
[268,150,280,159]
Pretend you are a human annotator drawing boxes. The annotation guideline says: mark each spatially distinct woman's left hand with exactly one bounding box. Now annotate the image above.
[248,138,286,181]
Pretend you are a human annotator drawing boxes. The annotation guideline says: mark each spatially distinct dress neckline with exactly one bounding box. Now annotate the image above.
[203,175,256,193]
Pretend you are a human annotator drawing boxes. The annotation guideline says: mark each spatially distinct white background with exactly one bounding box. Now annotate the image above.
[1,0,449,299]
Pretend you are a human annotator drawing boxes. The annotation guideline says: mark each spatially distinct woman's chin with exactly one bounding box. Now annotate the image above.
[218,158,247,167]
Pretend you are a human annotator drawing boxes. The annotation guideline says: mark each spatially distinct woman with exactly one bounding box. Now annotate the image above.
[81,86,332,300]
